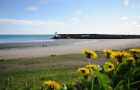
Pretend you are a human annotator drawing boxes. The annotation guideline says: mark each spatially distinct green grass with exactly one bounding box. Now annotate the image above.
[0,50,140,90]
[0,54,88,89]
[0,53,107,90]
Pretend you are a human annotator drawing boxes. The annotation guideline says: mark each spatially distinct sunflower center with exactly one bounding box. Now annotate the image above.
[81,70,85,74]
[108,65,112,68]
[86,53,91,58]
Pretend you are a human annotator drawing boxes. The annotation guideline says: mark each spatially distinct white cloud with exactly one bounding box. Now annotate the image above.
[122,22,131,26]
[122,17,128,20]
[123,0,129,6]
[131,4,140,8]
[0,18,65,27]
[0,17,83,27]
[26,6,38,11]
[120,16,140,27]
[122,20,140,28]
[132,16,140,19]
[0,16,140,34]
[0,18,43,26]
[97,16,102,19]
[75,10,82,15]
[132,21,137,25]
[0,18,67,34]
[123,0,140,8]
[136,25,140,27]
[68,17,82,24]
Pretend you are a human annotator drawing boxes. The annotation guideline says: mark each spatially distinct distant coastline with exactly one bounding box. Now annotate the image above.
[52,34,140,39]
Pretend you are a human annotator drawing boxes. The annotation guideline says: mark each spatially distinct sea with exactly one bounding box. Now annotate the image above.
[0,35,54,43]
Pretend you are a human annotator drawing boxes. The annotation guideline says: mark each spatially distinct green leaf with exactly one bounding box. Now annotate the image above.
[94,70,111,90]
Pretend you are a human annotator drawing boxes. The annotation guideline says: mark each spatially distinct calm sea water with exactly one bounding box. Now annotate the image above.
[0,35,54,43]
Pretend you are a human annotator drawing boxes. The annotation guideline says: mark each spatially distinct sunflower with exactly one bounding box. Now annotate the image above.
[85,64,98,70]
[110,51,122,59]
[110,51,123,63]
[77,68,90,76]
[103,62,115,73]
[103,49,113,58]
[82,49,88,55]
[126,57,135,63]
[129,48,140,60]
[82,49,98,59]
[122,51,132,58]
[43,80,61,90]
[111,51,134,63]
[129,48,140,53]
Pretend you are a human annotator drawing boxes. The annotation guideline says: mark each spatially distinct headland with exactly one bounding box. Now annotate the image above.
[52,34,140,39]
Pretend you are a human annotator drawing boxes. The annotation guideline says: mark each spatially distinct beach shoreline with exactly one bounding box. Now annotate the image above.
[0,39,98,49]
[0,39,140,59]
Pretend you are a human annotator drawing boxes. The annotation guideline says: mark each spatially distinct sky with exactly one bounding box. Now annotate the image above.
[0,0,140,34]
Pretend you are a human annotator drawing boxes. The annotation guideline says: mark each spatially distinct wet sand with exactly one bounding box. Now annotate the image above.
[0,39,140,59]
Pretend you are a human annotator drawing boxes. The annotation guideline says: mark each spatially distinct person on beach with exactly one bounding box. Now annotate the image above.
[43,44,47,48]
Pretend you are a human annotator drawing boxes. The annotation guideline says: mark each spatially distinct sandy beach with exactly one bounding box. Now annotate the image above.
[0,39,140,59]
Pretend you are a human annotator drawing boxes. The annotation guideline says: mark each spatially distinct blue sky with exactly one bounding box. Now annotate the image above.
[0,0,140,34]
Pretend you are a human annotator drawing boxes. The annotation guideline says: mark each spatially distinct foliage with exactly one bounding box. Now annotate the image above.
[1,49,140,90]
